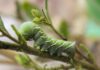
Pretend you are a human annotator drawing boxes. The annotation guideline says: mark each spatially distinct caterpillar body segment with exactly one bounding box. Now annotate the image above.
[19,22,76,58]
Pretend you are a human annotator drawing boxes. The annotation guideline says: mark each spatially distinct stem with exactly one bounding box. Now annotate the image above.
[16,0,24,21]
[75,59,100,70]
[44,0,67,40]
[30,60,43,70]
[44,1,98,69]
[45,0,52,25]
[0,29,19,43]
[46,65,73,70]
[50,24,67,40]
[0,41,99,70]
[0,41,69,62]
[48,20,99,70]
[76,42,97,65]
[76,47,91,63]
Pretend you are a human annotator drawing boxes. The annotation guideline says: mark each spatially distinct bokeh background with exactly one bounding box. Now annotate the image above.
[0,0,100,70]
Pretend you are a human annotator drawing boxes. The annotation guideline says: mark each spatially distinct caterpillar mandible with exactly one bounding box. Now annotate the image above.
[19,22,76,59]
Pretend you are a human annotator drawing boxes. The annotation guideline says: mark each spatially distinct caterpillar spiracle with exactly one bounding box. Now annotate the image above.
[19,22,76,58]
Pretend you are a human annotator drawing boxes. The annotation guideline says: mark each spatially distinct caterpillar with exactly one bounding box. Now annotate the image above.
[19,22,76,59]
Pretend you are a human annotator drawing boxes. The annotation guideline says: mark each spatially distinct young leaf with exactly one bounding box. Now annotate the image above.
[31,9,42,18]
[11,25,27,46]
[32,9,44,23]
[75,63,83,70]
[59,20,69,38]
[15,54,31,67]
[79,44,96,64]
[15,54,43,70]
[0,17,9,34]
[21,1,39,19]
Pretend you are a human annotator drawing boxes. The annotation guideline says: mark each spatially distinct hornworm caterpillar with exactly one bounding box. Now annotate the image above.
[19,22,76,58]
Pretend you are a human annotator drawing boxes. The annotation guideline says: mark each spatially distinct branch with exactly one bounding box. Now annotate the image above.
[16,0,24,21]
[0,40,99,70]
[44,0,67,40]
[0,41,69,63]
[0,29,19,43]
[50,24,67,40]
[75,59,100,70]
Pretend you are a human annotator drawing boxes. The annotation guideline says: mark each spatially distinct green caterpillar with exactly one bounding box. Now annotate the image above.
[19,22,76,58]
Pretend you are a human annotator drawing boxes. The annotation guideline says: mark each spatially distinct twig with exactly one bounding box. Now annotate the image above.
[76,41,97,65]
[0,29,19,43]
[16,0,24,21]
[50,24,67,40]
[76,46,91,63]
[46,16,99,70]
[0,40,99,70]
[75,59,100,70]
[0,41,69,63]
[44,0,67,40]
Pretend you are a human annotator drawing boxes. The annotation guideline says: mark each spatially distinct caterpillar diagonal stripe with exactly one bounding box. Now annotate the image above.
[19,22,76,59]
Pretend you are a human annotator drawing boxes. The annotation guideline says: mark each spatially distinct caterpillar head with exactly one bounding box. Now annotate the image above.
[19,21,36,40]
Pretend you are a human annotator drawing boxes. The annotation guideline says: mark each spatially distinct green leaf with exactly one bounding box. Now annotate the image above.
[32,8,44,23]
[11,25,27,46]
[79,44,96,64]
[0,17,9,34]
[31,9,42,18]
[59,20,69,37]
[21,1,39,19]
[15,54,43,70]
[87,0,100,22]
[33,17,40,22]
[33,17,44,23]
[15,54,31,67]
[75,63,83,70]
